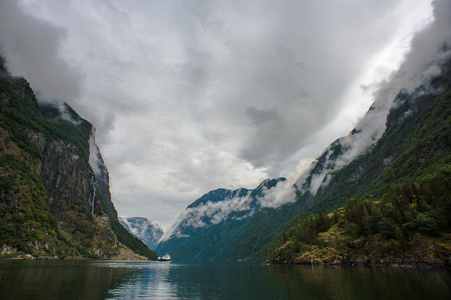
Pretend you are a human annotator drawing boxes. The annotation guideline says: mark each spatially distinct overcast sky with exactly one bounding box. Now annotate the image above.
[0,0,436,230]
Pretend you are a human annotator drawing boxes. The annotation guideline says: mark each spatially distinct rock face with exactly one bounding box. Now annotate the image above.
[33,132,94,216]
[119,217,164,250]
[0,61,157,259]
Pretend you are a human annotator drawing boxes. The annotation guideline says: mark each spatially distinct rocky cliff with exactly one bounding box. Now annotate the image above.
[89,129,118,220]
[0,60,157,260]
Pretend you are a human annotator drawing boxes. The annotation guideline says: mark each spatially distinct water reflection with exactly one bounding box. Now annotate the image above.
[1,260,450,299]
[105,262,451,300]
[0,260,138,300]
[101,261,176,299]
[103,261,451,300]
[267,264,451,300]
[104,261,289,299]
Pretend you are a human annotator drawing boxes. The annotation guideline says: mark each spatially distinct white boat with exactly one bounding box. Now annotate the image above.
[158,254,171,261]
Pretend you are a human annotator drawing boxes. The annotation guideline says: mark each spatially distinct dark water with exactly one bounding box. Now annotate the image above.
[0,260,450,299]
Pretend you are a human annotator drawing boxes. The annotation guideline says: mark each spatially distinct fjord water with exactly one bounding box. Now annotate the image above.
[0,260,450,299]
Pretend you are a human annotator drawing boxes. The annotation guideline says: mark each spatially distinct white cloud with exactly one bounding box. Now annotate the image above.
[0,0,437,229]
[160,189,255,241]
[257,180,297,208]
[294,0,451,195]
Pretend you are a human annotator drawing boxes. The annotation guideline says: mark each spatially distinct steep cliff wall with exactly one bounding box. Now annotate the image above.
[0,61,157,259]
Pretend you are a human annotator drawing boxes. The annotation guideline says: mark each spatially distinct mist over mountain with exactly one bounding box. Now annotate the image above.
[155,1,451,261]
[119,217,164,250]
[294,0,451,199]
[268,52,451,265]
[156,178,285,259]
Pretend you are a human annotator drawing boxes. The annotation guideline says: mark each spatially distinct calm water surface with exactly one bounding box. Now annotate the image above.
[0,260,450,299]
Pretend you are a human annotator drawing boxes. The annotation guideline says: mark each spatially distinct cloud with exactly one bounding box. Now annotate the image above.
[160,189,256,242]
[0,0,84,103]
[0,0,436,229]
[89,129,102,175]
[294,0,451,195]
[256,179,297,208]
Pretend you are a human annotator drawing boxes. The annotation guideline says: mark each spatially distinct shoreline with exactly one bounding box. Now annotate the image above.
[266,257,451,268]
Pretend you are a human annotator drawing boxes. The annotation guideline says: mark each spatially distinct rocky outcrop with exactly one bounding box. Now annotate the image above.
[30,131,95,217]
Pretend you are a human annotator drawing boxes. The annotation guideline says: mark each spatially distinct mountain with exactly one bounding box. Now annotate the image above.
[266,47,451,264]
[0,58,158,260]
[156,24,451,261]
[293,48,451,211]
[227,46,451,262]
[155,177,286,260]
[268,170,451,266]
[119,217,164,250]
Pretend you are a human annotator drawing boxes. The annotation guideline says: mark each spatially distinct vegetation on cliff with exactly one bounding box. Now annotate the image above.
[262,64,451,260]
[267,167,451,266]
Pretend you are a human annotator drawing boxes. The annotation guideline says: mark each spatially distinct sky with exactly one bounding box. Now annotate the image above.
[0,0,437,230]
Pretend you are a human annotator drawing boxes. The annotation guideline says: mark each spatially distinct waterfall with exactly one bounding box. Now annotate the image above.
[92,176,96,215]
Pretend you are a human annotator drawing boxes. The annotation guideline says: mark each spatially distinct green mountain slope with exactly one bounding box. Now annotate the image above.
[216,56,451,262]
[156,179,284,260]
[267,62,451,264]
[267,168,451,266]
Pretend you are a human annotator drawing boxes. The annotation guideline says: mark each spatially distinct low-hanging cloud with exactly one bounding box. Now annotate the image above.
[0,0,84,104]
[256,179,297,208]
[160,189,256,242]
[295,0,451,195]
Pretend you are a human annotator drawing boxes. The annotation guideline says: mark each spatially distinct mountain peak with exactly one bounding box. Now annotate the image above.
[119,217,164,250]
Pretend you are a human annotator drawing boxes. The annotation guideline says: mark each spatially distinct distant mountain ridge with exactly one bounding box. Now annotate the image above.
[155,177,286,260]
[119,217,164,250]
